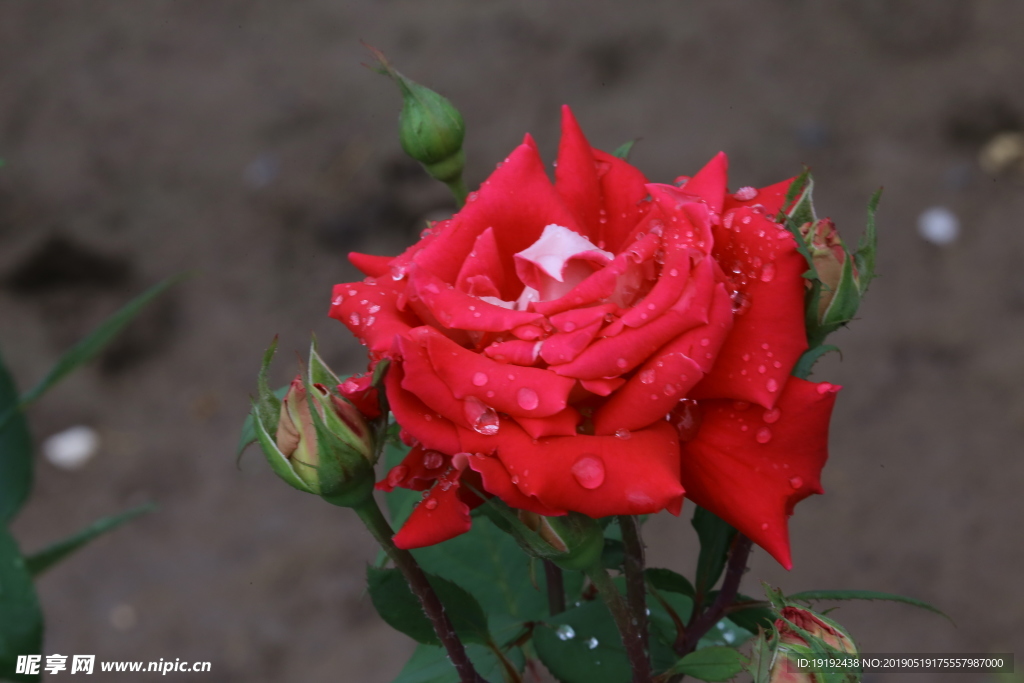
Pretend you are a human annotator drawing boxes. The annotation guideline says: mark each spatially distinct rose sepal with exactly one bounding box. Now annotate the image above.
[474,495,604,571]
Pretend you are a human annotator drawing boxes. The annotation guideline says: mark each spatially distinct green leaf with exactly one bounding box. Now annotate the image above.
[787,589,951,621]
[307,337,341,387]
[0,347,33,524]
[645,567,695,598]
[663,646,746,681]
[611,139,637,161]
[392,643,522,683]
[692,506,736,599]
[237,385,289,456]
[747,629,776,683]
[600,538,625,570]
[0,528,43,682]
[366,566,491,646]
[854,189,882,293]
[24,503,154,576]
[412,516,581,638]
[725,596,775,634]
[534,599,632,683]
[792,345,839,380]
[782,170,816,228]
[14,274,185,412]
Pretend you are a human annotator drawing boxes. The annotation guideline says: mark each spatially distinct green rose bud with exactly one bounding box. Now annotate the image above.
[367,45,468,204]
[252,339,377,507]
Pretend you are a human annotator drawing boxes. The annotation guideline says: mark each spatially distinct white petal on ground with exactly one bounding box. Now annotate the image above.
[43,425,100,470]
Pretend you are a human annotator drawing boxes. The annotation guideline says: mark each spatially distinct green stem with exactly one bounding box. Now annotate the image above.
[543,559,566,615]
[618,516,650,657]
[354,499,486,683]
[585,562,652,683]
[447,176,469,208]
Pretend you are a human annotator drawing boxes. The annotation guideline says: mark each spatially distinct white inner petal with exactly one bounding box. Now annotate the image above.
[514,224,613,303]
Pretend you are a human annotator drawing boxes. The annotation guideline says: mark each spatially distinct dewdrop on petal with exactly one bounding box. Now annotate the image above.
[43,425,100,470]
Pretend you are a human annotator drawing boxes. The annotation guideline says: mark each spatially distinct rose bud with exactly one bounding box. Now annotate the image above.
[252,340,377,507]
[769,605,859,683]
[511,510,605,571]
[799,218,848,319]
[367,46,467,198]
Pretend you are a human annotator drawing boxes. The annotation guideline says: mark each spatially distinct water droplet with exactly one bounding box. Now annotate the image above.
[466,191,479,203]
[734,186,758,201]
[517,387,539,411]
[556,624,576,641]
[761,522,770,530]
[789,476,804,489]
[773,361,782,368]
[761,343,770,350]
[760,262,775,282]
[639,369,656,384]
[817,382,834,394]
[348,312,361,326]
[700,338,710,347]
[763,408,781,424]
[741,353,751,361]
[758,364,766,374]
[614,428,631,440]
[332,295,344,306]
[472,372,488,387]
[571,454,606,489]
[424,498,439,510]
[464,397,500,435]
[766,378,779,393]
[616,358,628,369]
[423,451,444,470]
[386,465,408,488]
[723,631,736,644]
[755,427,772,444]
[741,215,752,225]
[663,384,677,396]
[586,637,599,649]
[669,268,679,277]
[563,322,577,332]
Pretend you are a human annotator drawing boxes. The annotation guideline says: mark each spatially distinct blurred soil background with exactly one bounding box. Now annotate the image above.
[1,1,1023,681]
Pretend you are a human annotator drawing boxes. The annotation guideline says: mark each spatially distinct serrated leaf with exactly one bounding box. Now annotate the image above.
[663,646,746,681]
[392,643,522,683]
[366,566,491,646]
[534,599,632,683]
[645,567,695,598]
[12,275,185,414]
[611,139,637,161]
[792,345,839,380]
[24,503,154,576]
[0,347,33,524]
[237,385,289,456]
[692,506,736,599]
[255,338,282,436]
[854,189,882,293]
[787,589,950,621]
[0,528,43,682]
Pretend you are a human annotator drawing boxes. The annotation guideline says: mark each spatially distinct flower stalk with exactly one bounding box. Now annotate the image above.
[585,560,653,683]
[353,498,485,683]
[618,515,650,657]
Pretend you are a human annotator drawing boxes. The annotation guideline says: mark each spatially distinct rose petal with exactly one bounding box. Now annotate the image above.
[392,473,473,549]
[551,257,716,379]
[592,149,651,253]
[410,266,545,332]
[461,419,684,517]
[482,339,543,366]
[593,352,704,434]
[555,105,604,237]
[691,207,808,408]
[539,318,603,365]
[412,137,580,290]
[513,406,582,439]
[677,152,728,215]
[384,360,461,454]
[455,227,509,297]
[723,178,795,217]
[465,452,567,516]
[579,377,627,396]
[419,327,576,418]
[348,252,393,278]
[376,444,449,492]
[680,377,839,569]
[329,280,416,355]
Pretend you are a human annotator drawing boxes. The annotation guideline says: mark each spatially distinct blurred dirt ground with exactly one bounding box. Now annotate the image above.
[1,1,1022,681]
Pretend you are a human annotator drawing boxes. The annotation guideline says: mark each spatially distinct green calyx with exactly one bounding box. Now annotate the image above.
[476,496,604,571]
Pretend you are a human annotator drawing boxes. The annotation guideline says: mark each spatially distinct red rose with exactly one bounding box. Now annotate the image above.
[330,106,838,568]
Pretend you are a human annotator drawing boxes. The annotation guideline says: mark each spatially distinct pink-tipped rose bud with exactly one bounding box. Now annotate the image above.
[769,605,859,683]
[799,218,851,319]
[274,378,375,498]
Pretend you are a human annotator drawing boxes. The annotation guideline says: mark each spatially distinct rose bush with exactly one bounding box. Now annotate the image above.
[330,107,838,568]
